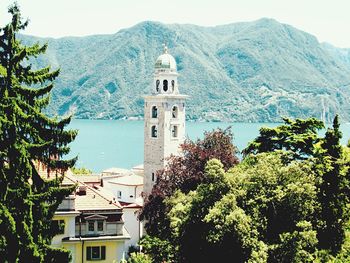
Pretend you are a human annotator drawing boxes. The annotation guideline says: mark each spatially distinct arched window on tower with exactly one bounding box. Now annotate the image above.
[151,125,158,138]
[171,80,175,92]
[151,106,158,118]
[163,80,168,92]
[172,105,178,118]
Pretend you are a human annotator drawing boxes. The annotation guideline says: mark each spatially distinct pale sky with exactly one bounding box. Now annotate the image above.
[0,0,349,47]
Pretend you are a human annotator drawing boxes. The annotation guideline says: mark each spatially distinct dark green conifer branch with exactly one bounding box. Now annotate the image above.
[0,3,77,262]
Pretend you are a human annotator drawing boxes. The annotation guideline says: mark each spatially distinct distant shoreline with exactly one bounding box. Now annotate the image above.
[69,117,348,125]
[70,116,287,124]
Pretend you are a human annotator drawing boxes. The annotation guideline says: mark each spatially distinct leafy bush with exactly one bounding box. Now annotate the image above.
[127,252,152,263]
[140,235,174,263]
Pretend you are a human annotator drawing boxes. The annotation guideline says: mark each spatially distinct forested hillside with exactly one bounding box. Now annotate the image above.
[21,18,350,122]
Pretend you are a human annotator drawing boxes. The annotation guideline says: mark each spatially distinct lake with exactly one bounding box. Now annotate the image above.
[67,119,350,173]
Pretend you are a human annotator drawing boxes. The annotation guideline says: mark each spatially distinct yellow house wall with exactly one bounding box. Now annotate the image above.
[52,214,77,247]
[67,240,125,263]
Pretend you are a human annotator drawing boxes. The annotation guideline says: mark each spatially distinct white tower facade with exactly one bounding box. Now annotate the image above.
[143,46,187,194]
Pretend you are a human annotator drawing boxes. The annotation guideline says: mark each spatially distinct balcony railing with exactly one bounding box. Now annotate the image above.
[75,222,124,237]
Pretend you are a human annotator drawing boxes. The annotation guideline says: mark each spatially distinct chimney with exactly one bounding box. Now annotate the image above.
[77,185,87,196]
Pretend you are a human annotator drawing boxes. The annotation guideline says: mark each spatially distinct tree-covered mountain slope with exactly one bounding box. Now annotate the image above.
[20,18,350,122]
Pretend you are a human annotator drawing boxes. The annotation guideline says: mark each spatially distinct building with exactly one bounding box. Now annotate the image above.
[102,173,143,205]
[51,171,130,263]
[101,168,143,249]
[143,45,188,194]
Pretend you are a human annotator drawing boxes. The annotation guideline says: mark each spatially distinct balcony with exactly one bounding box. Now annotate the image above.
[75,221,124,237]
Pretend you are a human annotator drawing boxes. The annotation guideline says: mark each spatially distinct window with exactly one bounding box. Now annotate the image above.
[171,80,175,92]
[87,219,105,234]
[97,221,104,232]
[52,220,65,234]
[156,79,160,92]
[151,125,158,138]
[172,106,178,118]
[88,221,95,232]
[151,106,158,118]
[87,246,106,260]
[117,190,122,199]
[163,79,168,92]
[171,125,178,138]
[152,172,155,182]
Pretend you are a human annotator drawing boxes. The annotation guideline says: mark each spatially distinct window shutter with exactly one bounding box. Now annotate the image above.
[87,246,92,260]
[59,220,65,234]
[101,246,106,260]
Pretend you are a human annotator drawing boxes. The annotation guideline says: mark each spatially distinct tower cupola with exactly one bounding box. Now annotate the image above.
[153,45,179,95]
[154,45,177,72]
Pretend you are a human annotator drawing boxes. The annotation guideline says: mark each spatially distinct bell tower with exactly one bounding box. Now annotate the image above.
[143,45,188,194]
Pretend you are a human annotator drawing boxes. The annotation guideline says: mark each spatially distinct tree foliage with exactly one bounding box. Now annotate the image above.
[71,166,92,175]
[140,116,350,262]
[140,127,239,237]
[139,235,174,263]
[0,4,76,262]
[164,155,318,262]
[127,252,152,263]
[271,221,318,263]
[243,115,350,255]
[316,115,350,253]
[243,117,324,160]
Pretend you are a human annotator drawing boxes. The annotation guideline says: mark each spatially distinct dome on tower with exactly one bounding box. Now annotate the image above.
[154,45,177,72]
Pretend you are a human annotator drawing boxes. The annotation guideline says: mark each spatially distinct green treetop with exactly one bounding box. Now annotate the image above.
[243,117,324,160]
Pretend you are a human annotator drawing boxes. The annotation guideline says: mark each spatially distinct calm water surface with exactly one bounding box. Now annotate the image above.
[67,120,350,173]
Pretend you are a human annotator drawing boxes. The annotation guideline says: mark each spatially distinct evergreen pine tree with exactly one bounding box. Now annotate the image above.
[317,115,348,253]
[0,4,77,262]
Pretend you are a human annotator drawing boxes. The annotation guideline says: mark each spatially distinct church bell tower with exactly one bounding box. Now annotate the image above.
[143,45,188,194]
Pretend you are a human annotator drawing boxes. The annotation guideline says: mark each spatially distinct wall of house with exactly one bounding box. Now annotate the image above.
[104,182,142,204]
[51,214,77,247]
[63,243,77,262]
[52,213,128,262]
[71,240,126,263]
[123,208,143,249]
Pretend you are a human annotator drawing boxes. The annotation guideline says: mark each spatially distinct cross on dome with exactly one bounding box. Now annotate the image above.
[162,43,168,54]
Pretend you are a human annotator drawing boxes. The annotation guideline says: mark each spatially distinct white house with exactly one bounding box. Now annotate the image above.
[49,171,130,262]
[101,169,143,249]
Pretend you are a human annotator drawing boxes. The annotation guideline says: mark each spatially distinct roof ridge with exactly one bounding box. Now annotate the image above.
[64,173,79,184]
[79,179,123,209]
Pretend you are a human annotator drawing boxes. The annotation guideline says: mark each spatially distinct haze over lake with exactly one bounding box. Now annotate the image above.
[68,119,350,172]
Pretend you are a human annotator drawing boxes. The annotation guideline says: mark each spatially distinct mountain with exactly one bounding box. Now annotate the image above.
[20,18,350,122]
[321,42,350,69]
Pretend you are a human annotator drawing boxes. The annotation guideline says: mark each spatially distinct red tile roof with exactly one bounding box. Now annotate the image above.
[64,174,123,211]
